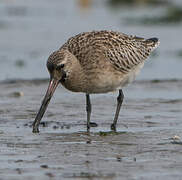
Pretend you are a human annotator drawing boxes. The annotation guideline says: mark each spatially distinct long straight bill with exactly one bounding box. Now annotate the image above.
[32,78,59,133]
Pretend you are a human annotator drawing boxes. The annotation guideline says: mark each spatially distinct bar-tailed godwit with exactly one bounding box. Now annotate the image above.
[32,30,159,133]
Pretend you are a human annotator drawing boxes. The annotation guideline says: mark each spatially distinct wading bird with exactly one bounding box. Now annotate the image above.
[32,30,159,133]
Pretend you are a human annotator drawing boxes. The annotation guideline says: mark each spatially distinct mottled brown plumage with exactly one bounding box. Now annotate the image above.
[33,30,159,133]
[61,30,158,72]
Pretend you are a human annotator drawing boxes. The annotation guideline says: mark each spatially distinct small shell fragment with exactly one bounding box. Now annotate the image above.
[172,135,181,141]
[10,91,24,97]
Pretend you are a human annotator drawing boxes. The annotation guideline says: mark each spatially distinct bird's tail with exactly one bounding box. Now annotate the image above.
[145,37,160,51]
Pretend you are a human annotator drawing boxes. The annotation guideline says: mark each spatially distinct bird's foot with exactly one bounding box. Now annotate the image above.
[86,122,98,133]
[90,122,98,127]
[87,122,90,132]
[111,123,116,131]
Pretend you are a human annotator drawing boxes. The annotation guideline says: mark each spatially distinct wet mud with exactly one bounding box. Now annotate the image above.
[1,0,182,179]
[0,79,182,180]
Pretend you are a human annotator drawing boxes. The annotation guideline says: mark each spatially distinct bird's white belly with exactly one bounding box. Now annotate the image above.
[119,62,144,87]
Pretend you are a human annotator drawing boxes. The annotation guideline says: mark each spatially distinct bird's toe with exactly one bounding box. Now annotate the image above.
[90,122,98,127]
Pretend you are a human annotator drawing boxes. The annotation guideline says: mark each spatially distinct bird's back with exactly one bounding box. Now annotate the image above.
[60,30,159,73]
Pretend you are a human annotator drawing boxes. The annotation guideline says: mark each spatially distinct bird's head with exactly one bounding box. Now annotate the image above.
[32,49,75,132]
[47,50,71,83]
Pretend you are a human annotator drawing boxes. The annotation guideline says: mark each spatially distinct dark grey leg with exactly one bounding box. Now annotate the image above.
[111,89,124,131]
[86,94,91,132]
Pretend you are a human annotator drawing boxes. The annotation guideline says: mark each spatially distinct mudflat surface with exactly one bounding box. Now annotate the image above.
[1,0,182,179]
[0,79,182,180]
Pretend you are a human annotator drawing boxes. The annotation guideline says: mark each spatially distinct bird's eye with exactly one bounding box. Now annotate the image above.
[60,64,64,68]
[56,64,64,70]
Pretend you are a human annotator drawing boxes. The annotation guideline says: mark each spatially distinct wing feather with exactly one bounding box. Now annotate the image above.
[61,31,159,73]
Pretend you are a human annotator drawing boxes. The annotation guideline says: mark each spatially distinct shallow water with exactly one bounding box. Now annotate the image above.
[0,79,182,180]
[0,0,182,81]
